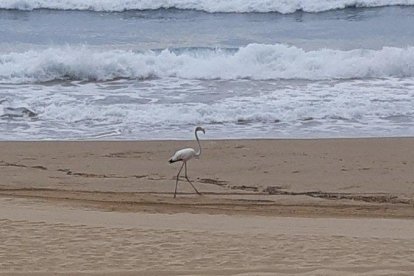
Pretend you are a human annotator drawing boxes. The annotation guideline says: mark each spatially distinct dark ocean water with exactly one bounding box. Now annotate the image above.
[1,1,414,139]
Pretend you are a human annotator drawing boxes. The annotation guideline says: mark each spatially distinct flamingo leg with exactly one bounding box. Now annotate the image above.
[185,162,201,195]
[174,162,185,198]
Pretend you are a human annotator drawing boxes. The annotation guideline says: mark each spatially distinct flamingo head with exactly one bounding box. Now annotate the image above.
[195,126,205,134]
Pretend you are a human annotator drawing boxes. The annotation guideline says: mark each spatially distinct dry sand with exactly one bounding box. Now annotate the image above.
[1,138,414,275]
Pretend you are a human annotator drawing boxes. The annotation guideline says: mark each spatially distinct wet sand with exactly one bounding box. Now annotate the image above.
[1,138,414,275]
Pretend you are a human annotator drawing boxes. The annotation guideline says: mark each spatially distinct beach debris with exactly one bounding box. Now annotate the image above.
[230,185,258,192]
[263,186,284,194]
[263,186,407,204]
[198,178,228,186]
[1,107,37,118]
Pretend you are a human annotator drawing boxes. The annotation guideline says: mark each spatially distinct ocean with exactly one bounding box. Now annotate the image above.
[1,0,414,140]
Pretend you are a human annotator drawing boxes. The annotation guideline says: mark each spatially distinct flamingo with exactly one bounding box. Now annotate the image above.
[169,126,205,198]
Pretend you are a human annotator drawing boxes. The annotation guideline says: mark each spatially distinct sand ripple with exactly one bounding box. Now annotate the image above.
[1,211,414,275]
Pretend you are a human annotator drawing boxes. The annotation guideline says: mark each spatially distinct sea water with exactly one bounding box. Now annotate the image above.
[1,0,414,140]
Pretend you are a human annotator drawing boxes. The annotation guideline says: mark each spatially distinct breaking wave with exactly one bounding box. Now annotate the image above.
[1,0,414,13]
[1,44,414,83]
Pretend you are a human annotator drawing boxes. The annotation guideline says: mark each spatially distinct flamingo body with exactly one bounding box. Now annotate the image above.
[169,148,196,163]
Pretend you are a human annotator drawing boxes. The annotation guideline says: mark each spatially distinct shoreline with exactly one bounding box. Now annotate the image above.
[1,135,413,142]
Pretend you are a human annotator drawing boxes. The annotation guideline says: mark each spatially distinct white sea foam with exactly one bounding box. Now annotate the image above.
[1,44,414,83]
[1,0,414,13]
[2,77,414,140]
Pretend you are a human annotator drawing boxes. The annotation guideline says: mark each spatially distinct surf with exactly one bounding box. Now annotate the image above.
[1,0,414,13]
[1,44,414,83]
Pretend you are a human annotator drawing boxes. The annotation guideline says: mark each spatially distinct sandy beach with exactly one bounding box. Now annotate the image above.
[1,138,414,275]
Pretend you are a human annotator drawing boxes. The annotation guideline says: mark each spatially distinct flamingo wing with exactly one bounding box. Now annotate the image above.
[169,148,196,163]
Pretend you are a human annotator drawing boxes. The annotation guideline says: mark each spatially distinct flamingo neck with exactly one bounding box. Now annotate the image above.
[195,130,202,156]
